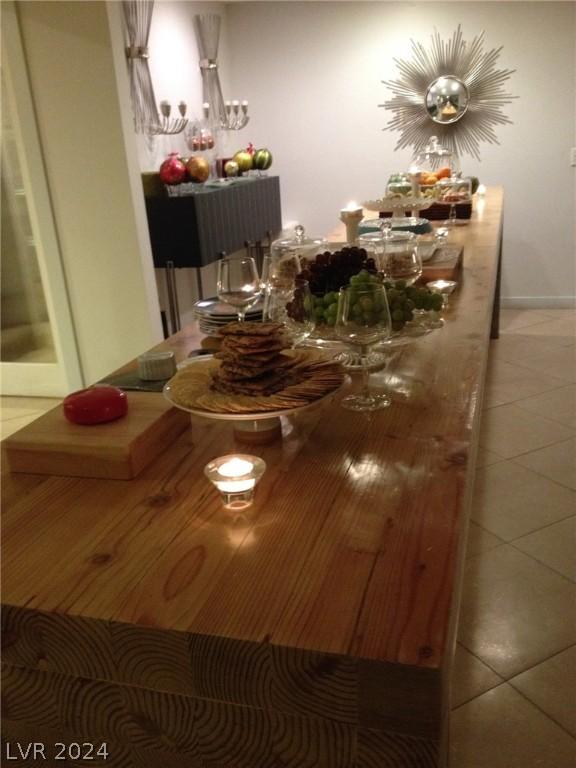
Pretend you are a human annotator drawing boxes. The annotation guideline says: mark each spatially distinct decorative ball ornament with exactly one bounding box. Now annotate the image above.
[159,153,186,185]
[380,25,517,160]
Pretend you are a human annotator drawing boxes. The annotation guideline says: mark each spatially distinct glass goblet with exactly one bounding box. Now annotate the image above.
[376,231,422,286]
[217,256,261,322]
[335,284,392,411]
[263,278,315,346]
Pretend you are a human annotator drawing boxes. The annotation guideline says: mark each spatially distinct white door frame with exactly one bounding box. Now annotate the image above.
[1,1,84,397]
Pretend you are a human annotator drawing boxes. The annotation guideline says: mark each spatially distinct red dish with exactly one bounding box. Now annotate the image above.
[63,385,128,425]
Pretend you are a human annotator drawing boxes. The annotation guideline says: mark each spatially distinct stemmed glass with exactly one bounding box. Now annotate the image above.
[335,284,392,411]
[263,278,315,346]
[217,256,261,322]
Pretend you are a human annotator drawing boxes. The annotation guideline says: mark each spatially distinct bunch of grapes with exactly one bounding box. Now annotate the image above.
[300,247,377,295]
[384,280,443,332]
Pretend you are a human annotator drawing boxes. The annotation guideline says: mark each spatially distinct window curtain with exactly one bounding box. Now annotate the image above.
[122,0,160,134]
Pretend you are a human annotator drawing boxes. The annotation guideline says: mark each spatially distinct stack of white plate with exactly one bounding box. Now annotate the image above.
[192,297,264,336]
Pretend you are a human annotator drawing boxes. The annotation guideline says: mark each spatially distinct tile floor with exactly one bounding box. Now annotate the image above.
[0,308,575,767]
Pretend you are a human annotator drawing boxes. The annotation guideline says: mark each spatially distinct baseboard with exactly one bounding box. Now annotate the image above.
[501,297,576,310]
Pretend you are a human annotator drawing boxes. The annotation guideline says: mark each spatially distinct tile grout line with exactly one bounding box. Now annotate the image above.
[455,639,576,689]
[506,679,576,743]
[508,451,576,493]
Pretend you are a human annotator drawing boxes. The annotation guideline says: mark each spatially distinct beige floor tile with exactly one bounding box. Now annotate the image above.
[513,345,576,384]
[476,447,505,468]
[484,358,567,408]
[0,395,61,415]
[515,384,576,430]
[466,522,505,558]
[509,646,576,738]
[513,438,576,491]
[540,308,576,319]
[479,403,575,459]
[489,332,574,366]
[472,461,575,541]
[505,316,576,341]
[499,309,558,333]
[458,545,576,678]
[539,308,576,320]
[512,517,576,581]
[450,683,576,768]
[450,644,502,708]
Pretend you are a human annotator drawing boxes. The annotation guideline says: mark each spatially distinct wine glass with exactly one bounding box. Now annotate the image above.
[263,278,315,346]
[335,284,392,411]
[217,256,261,322]
[377,231,422,286]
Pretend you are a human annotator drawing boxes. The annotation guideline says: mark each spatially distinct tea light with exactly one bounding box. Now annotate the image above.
[340,201,364,244]
[204,454,266,510]
[426,279,458,307]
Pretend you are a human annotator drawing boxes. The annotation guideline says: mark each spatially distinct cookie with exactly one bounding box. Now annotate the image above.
[219,321,283,337]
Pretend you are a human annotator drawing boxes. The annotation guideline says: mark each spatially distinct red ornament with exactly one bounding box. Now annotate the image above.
[63,385,128,425]
[246,142,255,156]
[159,153,186,185]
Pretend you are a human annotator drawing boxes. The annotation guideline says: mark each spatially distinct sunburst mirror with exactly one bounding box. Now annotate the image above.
[380,25,517,159]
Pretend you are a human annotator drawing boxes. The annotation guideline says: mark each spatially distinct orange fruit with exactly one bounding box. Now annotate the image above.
[436,167,452,179]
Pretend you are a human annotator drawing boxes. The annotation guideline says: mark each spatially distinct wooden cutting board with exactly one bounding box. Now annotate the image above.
[4,392,190,480]
[421,245,464,282]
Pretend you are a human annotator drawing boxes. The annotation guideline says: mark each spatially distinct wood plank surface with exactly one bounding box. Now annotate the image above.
[1,189,504,766]
[3,392,190,480]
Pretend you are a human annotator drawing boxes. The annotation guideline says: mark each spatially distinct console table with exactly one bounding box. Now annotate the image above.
[144,176,282,333]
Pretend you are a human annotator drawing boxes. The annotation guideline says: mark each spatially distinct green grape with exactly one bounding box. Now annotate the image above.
[362,312,375,324]
[392,308,404,323]
[350,274,361,286]
[326,302,338,316]
[395,279,407,290]
[403,309,414,322]
[413,292,426,310]
[405,299,415,311]
[314,307,325,320]
[326,315,336,326]
[357,270,372,283]
[430,293,444,311]
[387,288,399,303]
[360,297,374,311]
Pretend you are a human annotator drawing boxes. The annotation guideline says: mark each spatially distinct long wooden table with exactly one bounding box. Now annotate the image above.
[1,189,503,767]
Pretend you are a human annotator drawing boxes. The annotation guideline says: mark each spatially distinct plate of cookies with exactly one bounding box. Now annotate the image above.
[164,322,345,418]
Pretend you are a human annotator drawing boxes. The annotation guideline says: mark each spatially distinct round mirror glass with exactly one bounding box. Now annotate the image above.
[425,77,469,124]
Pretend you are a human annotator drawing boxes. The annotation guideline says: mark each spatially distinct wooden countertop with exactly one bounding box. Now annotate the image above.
[1,188,504,767]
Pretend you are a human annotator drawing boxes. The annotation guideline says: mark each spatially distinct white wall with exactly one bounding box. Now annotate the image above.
[17,0,163,385]
[226,1,576,307]
[137,0,232,171]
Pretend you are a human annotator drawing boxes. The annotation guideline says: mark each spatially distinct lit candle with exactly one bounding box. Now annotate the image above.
[216,457,255,493]
[205,454,266,510]
[340,202,364,244]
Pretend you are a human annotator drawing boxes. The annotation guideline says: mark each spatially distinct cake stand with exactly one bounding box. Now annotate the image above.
[164,357,343,444]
